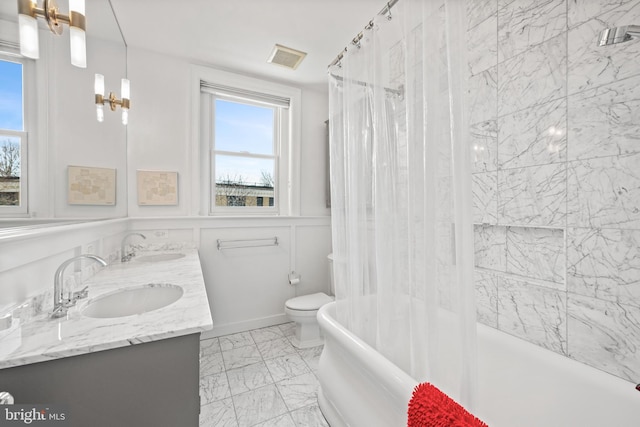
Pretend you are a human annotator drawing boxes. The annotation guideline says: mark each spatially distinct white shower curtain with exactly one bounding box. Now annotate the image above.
[328,0,477,407]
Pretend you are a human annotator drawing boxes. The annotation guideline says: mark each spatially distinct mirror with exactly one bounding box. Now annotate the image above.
[0,0,127,229]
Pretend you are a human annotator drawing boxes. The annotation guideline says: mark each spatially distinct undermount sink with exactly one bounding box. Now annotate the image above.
[134,253,186,263]
[81,284,184,319]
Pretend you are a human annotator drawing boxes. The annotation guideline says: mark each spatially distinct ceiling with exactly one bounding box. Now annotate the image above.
[109,0,384,92]
[0,1,384,92]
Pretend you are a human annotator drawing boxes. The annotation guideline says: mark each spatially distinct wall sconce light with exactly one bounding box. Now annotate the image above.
[95,74,131,125]
[17,0,87,68]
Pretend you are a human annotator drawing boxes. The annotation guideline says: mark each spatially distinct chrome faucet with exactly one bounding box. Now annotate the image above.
[120,232,147,262]
[52,254,107,318]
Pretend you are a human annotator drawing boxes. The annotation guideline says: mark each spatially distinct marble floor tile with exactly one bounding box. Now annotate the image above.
[223,344,263,370]
[199,397,237,427]
[200,372,231,405]
[265,354,310,382]
[253,413,296,427]
[219,331,255,351]
[276,373,320,412]
[278,322,295,338]
[200,351,225,377]
[233,384,289,427]
[200,337,221,357]
[201,326,326,427]
[257,337,297,360]
[251,325,285,343]
[290,404,329,427]
[295,346,323,374]
[227,361,274,396]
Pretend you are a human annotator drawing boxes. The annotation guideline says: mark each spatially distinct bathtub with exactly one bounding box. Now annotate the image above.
[317,301,640,427]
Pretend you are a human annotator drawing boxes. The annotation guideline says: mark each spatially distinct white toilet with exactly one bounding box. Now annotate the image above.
[285,254,335,348]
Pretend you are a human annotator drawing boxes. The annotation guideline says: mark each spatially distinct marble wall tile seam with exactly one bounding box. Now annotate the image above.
[467,1,498,33]
[476,267,565,291]
[566,152,640,230]
[493,91,568,121]
[494,28,569,69]
[566,65,640,99]
[497,97,568,170]
[497,0,568,63]
[566,292,640,381]
[566,0,640,95]
[473,222,566,231]
[567,0,640,30]
[497,33,567,117]
[566,287,640,309]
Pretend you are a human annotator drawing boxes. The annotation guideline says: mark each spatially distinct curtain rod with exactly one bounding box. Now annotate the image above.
[328,0,400,68]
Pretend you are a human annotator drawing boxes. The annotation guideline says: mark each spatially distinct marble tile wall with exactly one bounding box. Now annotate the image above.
[469,0,640,382]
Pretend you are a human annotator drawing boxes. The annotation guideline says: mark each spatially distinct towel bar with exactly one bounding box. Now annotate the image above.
[216,237,279,251]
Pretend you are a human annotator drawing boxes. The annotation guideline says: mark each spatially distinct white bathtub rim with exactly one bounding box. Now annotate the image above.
[317,302,417,399]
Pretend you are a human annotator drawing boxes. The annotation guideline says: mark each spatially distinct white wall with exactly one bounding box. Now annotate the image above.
[46,33,128,219]
[125,46,330,218]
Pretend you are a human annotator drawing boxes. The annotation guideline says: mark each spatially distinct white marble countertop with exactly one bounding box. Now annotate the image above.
[0,248,213,369]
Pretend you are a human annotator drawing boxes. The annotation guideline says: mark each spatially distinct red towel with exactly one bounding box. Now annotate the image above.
[407,382,488,427]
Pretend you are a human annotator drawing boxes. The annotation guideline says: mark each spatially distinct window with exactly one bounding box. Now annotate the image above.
[0,55,28,215]
[195,67,301,216]
[213,97,278,211]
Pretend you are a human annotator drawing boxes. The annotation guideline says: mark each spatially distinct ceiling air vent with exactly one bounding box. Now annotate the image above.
[267,44,307,70]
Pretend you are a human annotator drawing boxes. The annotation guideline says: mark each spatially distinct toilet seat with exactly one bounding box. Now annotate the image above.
[285,292,334,311]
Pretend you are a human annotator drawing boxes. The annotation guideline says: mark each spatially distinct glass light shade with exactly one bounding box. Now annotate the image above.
[121,79,130,100]
[96,105,104,122]
[69,0,85,15]
[121,109,128,125]
[18,14,39,59]
[69,27,87,68]
[94,74,105,96]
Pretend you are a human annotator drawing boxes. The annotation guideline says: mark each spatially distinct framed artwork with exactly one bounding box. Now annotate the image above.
[137,170,178,206]
[68,166,116,205]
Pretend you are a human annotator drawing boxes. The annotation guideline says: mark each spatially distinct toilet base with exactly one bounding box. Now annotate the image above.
[290,317,324,349]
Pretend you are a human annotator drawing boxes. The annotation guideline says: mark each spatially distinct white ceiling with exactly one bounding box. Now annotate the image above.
[109,0,385,92]
[0,1,382,92]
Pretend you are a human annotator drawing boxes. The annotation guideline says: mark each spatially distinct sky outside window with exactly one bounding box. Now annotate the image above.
[214,98,275,185]
[0,60,24,131]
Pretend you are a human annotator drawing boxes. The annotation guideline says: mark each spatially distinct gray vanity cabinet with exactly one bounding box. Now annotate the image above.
[0,333,200,426]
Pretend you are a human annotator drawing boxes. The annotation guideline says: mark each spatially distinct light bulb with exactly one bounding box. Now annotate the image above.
[70,27,87,68]
[121,79,130,100]
[94,74,104,96]
[18,14,39,59]
[96,105,104,122]
[121,109,128,126]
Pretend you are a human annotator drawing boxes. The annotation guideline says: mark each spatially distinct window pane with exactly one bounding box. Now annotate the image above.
[214,155,275,208]
[215,99,274,155]
[0,60,24,131]
[0,136,21,206]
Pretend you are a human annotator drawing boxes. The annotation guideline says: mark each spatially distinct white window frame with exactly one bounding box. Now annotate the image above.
[209,94,281,215]
[190,66,301,216]
[0,51,32,216]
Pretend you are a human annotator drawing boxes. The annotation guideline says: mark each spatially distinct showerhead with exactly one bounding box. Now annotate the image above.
[598,25,640,46]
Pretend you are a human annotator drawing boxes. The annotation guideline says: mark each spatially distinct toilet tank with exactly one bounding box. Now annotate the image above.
[328,253,335,295]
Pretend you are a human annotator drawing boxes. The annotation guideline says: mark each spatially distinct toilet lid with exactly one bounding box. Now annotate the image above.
[286,292,334,311]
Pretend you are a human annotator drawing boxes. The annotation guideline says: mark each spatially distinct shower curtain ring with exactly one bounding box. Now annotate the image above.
[387,2,392,20]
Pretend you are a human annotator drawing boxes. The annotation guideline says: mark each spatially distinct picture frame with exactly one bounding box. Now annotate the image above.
[67,165,116,206]
[137,170,178,206]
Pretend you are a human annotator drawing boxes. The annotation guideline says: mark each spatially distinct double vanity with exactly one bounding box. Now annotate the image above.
[0,247,213,426]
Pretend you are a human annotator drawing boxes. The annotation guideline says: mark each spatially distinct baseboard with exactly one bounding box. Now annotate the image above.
[201,313,290,339]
